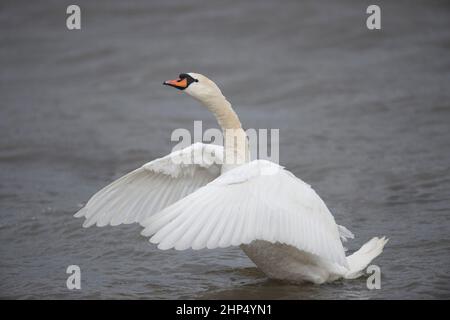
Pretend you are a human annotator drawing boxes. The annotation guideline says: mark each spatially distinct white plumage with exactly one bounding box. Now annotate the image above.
[75,143,223,228]
[75,72,388,284]
[142,160,348,268]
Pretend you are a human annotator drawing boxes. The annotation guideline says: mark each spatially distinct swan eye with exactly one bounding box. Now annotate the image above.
[179,73,198,82]
[180,74,198,84]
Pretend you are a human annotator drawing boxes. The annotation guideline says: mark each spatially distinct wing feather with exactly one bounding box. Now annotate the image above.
[75,143,223,227]
[141,160,348,267]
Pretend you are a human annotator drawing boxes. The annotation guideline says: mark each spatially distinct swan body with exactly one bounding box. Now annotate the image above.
[75,73,388,284]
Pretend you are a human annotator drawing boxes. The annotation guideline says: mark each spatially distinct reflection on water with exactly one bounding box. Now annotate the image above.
[0,0,450,299]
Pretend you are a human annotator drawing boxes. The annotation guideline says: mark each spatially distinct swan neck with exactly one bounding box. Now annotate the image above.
[202,94,249,172]
[204,95,242,130]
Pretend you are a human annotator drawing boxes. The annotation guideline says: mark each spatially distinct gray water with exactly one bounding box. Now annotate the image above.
[1,0,450,299]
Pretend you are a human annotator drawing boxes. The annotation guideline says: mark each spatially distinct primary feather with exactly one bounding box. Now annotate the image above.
[75,143,223,227]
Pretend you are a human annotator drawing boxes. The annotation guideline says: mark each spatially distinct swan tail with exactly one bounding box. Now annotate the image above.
[344,236,389,279]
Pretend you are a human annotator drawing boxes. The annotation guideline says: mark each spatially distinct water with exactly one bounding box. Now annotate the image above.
[1,0,449,299]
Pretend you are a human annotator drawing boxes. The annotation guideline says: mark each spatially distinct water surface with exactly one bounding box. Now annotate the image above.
[0,0,449,299]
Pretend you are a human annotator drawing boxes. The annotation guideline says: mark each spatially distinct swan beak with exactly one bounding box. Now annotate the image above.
[163,78,188,90]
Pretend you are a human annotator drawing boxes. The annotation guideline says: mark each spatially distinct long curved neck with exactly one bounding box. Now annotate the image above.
[202,95,242,129]
[201,94,249,172]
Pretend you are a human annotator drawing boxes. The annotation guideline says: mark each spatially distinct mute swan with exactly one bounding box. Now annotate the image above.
[75,73,388,284]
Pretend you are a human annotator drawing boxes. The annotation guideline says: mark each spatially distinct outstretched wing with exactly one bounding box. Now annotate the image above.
[141,160,348,267]
[75,143,223,228]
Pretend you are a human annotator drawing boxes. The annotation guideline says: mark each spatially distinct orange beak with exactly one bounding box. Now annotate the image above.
[163,77,188,90]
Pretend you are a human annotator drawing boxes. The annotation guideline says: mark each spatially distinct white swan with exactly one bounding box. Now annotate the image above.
[75,73,388,284]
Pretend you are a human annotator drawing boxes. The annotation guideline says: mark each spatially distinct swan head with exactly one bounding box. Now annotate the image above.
[163,73,223,103]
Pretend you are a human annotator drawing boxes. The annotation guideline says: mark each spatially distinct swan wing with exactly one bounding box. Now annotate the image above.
[74,143,223,227]
[141,160,348,268]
